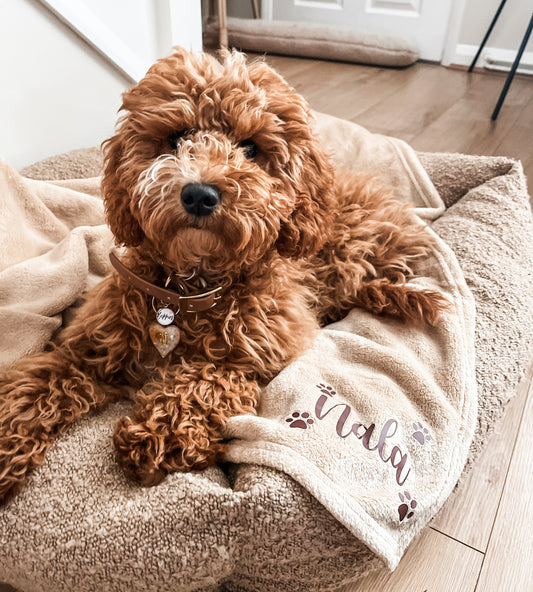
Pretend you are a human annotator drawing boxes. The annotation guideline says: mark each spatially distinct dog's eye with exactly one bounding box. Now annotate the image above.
[239,139,258,159]
[168,130,192,150]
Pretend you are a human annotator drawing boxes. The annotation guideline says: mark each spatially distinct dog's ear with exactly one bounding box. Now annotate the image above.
[275,145,335,259]
[101,131,144,247]
[245,61,336,258]
[100,48,209,247]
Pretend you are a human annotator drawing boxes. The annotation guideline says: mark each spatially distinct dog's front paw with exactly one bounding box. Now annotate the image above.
[169,438,225,472]
[0,390,50,505]
[0,431,48,506]
[0,475,21,507]
[113,415,225,485]
[113,417,167,486]
[0,451,25,506]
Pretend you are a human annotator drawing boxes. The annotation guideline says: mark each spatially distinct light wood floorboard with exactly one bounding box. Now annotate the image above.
[430,362,533,552]
[344,528,484,592]
[261,54,533,592]
[475,367,533,591]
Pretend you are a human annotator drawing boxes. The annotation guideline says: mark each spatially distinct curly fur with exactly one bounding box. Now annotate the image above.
[0,49,447,503]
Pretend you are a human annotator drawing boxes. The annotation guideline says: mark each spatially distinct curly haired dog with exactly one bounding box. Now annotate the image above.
[0,49,447,503]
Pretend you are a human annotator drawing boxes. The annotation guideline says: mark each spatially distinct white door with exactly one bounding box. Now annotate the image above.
[266,0,456,62]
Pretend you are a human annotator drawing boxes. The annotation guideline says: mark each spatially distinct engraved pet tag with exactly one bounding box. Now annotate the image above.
[156,307,175,326]
[149,322,180,358]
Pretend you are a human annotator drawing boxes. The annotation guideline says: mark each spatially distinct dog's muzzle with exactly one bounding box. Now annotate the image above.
[181,183,221,217]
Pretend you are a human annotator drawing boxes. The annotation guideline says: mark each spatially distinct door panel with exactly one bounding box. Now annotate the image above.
[271,0,454,61]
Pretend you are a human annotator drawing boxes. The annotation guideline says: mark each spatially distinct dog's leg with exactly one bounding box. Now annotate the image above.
[0,350,121,504]
[316,172,449,325]
[351,279,448,326]
[316,238,449,326]
[0,276,138,504]
[113,361,259,486]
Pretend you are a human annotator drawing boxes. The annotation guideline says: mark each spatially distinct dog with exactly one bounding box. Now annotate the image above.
[0,49,447,503]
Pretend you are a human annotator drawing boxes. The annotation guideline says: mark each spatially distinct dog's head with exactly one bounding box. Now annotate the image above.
[102,49,334,275]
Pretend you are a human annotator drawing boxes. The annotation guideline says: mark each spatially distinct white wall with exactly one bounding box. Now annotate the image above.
[0,0,203,170]
[458,0,533,52]
[81,0,158,59]
[0,0,129,170]
[447,0,533,69]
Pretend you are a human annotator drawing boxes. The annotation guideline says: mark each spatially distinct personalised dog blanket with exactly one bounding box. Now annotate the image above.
[224,118,478,568]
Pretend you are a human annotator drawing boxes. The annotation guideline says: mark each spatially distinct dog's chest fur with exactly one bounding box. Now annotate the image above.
[112,255,319,384]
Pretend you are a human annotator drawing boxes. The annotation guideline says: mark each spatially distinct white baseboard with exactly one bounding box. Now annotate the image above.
[452,43,533,75]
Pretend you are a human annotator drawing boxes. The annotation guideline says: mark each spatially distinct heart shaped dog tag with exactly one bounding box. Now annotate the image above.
[149,323,180,358]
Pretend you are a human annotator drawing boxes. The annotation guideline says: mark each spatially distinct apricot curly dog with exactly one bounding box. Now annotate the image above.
[0,49,447,503]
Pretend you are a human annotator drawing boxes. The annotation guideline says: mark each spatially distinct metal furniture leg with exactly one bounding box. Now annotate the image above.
[218,0,228,48]
[468,0,507,72]
[491,12,533,120]
[251,0,260,19]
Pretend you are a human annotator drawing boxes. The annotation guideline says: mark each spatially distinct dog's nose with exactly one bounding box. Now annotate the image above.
[181,183,221,217]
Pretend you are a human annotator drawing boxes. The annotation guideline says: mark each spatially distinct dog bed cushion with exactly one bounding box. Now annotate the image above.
[0,114,532,591]
[204,18,419,67]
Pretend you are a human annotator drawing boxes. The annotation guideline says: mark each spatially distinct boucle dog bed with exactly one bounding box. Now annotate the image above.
[0,112,532,591]
[204,18,419,67]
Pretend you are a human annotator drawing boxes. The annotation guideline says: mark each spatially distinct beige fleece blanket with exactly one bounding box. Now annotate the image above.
[0,165,113,367]
[1,114,532,592]
[225,114,477,568]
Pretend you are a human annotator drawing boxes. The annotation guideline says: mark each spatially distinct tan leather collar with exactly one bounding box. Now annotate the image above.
[109,250,222,313]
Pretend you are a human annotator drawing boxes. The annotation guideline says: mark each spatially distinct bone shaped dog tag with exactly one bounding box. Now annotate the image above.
[149,322,180,358]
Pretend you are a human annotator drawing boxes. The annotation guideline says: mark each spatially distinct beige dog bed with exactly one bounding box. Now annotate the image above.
[0,113,532,591]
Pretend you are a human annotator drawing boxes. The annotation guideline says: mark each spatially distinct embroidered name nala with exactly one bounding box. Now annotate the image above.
[314,385,411,487]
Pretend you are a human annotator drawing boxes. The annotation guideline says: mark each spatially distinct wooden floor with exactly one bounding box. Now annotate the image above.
[263,55,533,188]
[262,55,533,592]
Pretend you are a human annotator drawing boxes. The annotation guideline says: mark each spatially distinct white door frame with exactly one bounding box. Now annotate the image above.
[441,0,467,66]
[262,0,273,20]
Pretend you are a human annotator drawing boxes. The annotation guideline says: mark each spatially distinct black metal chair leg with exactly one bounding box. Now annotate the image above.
[469,0,508,72]
[491,12,533,120]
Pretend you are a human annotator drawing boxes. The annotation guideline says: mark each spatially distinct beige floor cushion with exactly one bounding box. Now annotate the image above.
[204,18,419,67]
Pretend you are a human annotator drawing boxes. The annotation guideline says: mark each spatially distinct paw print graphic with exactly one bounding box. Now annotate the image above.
[412,422,432,445]
[398,491,417,522]
[316,383,336,397]
[286,412,314,429]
